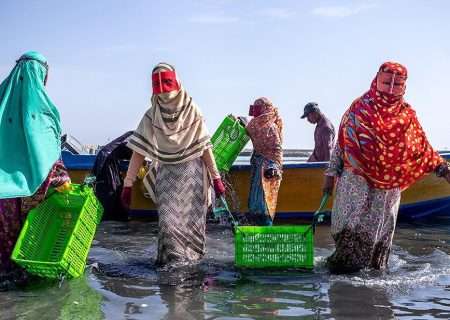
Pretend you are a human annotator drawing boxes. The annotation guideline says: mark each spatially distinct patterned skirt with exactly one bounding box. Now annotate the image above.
[247,154,282,226]
[327,169,401,273]
[0,199,24,274]
[155,158,208,265]
[0,160,69,278]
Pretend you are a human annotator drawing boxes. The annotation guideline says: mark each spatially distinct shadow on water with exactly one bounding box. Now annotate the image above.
[1,216,450,319]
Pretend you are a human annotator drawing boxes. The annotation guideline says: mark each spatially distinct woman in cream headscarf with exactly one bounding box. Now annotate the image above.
[122,62,225,265]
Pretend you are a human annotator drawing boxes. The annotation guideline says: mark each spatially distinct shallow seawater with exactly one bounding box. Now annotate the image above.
[1,216,450,320]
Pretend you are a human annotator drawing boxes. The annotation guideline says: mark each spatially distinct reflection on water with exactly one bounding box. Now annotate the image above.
[1,217,450,319]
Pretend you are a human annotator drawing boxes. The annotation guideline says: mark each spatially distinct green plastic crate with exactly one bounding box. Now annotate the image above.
[11,184,103,279]
[212,115,250,172]
[234,225,314,268]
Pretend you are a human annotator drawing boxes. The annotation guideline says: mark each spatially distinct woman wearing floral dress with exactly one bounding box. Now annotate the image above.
[323,62,450,273]
[245,97,283,226]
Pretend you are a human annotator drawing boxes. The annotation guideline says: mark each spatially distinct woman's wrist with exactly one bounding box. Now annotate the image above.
[435,162,450,178]
[124,176,135,187]
[211,172,221,180]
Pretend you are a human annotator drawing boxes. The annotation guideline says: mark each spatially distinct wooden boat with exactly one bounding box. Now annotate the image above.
[63,151,450,220]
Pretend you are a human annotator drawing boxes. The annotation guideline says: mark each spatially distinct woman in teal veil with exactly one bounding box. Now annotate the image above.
[0,51,70,284]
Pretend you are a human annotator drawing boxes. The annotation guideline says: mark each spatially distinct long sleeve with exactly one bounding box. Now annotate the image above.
[202,148,220,179]
[325,144,344,177]
[124,151,145,187]
[412,116,446,174]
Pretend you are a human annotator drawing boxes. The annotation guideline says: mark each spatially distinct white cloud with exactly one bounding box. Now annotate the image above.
[188,14,239,24]
[312,3,376,18]
[258,8,295,19]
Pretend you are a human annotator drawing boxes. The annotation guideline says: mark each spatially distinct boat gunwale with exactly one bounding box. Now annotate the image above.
[62,151,450,171]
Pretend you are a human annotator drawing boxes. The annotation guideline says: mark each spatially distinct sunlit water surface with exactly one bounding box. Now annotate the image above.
[1,214,450,319]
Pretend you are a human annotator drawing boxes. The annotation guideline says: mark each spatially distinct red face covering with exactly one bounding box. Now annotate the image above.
[249,104,264,117]
[152,71,180,94]
[373,62,407,106]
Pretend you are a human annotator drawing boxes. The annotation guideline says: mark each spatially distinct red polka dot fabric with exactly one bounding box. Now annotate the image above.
[337,62,444,190]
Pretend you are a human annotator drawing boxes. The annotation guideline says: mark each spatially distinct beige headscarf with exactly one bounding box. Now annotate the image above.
[127,63,212,201]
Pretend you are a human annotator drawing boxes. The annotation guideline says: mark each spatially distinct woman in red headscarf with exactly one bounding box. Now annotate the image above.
[323,62,450,273]
[245,97,283,226]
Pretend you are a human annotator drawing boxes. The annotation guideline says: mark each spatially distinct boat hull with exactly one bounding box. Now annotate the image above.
[63,152,450,220]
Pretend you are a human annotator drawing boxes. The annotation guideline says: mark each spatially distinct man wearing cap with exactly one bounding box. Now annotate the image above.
[301,102,335,162]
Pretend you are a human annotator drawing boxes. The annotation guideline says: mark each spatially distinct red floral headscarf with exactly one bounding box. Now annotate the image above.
[338,62,444,190]
[247,97,283,165]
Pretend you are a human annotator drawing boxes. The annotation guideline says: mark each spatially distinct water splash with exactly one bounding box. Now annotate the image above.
[331,246,450,295]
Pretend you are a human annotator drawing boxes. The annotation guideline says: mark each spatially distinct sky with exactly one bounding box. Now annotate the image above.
[1,0,449,149]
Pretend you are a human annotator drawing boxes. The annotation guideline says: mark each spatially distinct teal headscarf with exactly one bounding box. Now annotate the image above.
[0,51,62,199]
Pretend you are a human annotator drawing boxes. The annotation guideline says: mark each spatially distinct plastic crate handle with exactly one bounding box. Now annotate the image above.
[228,120,241,141]
[213,196,238,230]
[312,193,330,232]
[83,175,97,187]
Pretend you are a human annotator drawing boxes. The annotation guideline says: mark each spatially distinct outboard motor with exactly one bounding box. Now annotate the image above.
[91,131,133,220]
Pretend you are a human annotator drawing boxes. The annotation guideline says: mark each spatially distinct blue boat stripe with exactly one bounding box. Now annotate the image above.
[128,196,450,220]
[62,151,449,171]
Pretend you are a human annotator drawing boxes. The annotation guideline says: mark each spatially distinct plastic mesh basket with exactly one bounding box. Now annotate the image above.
[211,115,250,172]
[11,184,103,279]
[234,225,314,268]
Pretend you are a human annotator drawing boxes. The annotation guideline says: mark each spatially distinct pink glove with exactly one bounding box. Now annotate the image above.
[213,178,226,196]
[120,186,132,209]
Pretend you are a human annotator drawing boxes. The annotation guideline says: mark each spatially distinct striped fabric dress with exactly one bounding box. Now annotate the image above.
[126,63,216,266]
[155,158,207,264]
